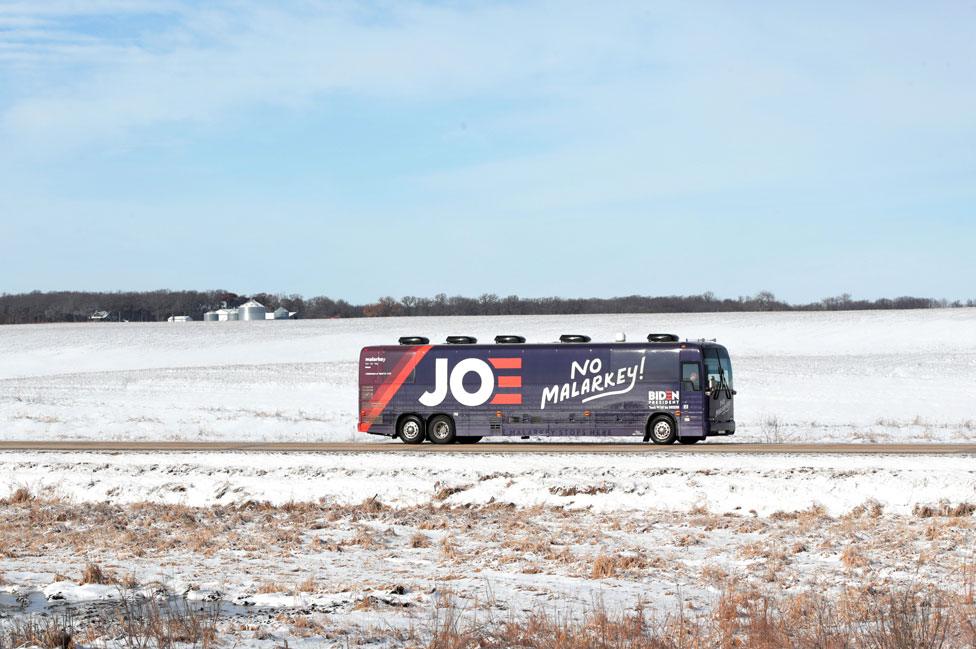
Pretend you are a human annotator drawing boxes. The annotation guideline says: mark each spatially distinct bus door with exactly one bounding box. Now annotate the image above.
[678,350,705,437]
[703,347,734,430]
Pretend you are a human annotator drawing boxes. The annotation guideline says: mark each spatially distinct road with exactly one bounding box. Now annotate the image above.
[0,441,974,454]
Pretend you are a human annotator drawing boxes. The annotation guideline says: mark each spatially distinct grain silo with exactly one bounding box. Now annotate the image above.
[204,311,219,322]
[238,300,267,321]
[273,307,290,320]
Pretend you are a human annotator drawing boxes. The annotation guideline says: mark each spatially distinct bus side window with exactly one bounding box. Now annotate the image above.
[681,362,701,392]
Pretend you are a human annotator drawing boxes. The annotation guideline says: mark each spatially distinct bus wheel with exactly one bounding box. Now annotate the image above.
[456,436,483,444]
[648,416,677,445]
[397,415,426,444]
[427,415,456,444]
[678,437,702,445]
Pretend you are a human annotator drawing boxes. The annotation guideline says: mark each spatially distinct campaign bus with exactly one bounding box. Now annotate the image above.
[358,333,736,444]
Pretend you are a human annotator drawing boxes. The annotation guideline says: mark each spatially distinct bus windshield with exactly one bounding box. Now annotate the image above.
[704,347,733,391]
[718,348,733,390]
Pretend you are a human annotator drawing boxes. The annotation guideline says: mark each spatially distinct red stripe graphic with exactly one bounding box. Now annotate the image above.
[489,357,521,369]
[497,375,522,388]
[360,346,431,433]
[490,393,522,405]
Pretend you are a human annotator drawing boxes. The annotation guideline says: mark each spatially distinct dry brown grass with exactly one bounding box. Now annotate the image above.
[548,483,612,497]
[914,500,976,518]
[285,614,326,637]
[590,553,646,579]
[739,541,788,562]
[353,495,386,515]
[349,526,379,548]
[255,581,285,594]
[2,614,73,649]
[409,581,975,649]
[440,535,460,561]
[847,498,885,519]
[1,491,972,644]
[79,562,113,585]
[0,536,976,649]
[10,486,33,504]
[433,484,470,500]
[1,594,218,649]
[840,545,870,569]
[503,535,552,555]
[700,563,728,585]
[409,532,431,548]
[119,572,139,589]
[297,576,317,593]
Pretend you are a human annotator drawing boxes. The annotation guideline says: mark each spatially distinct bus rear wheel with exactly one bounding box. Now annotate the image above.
[648,416,677,445]
[456,436,482,444]
[397,415,426,444]
[427,415,456,444]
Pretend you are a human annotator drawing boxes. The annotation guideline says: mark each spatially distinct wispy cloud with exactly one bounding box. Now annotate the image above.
[0,1,650,154]
[3,2,972,158]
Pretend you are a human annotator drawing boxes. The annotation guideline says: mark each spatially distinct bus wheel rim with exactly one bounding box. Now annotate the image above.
[653,421,671,440]
[403,421,420,438]
[433,422,450,439]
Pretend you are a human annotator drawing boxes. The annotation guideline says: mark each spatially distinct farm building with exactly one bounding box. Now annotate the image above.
[203,300,296,322]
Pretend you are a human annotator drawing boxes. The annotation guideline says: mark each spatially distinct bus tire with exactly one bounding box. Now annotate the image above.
[427,415,456,444]
[456,436,482,444]
[397,415,426,444]
[648,415,677,445]
[678,437,703,445]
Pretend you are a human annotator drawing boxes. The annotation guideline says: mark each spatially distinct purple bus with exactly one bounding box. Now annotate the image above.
[358,333,735,444]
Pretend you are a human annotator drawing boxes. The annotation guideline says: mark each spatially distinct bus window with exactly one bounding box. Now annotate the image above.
[640,348,679,382]
[718,348,734,389]
[704,348,722,390]
[681,362,701,391]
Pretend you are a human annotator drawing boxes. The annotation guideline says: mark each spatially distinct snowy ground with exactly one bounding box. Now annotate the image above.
[2,450,976,516]
[2,450,975,647]
[3,311,976,644]
[1,308,975,443]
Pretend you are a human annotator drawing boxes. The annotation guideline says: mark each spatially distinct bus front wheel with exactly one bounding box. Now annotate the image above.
[397,415,426,444]
[427,415,456,444]
[648,416,677,445]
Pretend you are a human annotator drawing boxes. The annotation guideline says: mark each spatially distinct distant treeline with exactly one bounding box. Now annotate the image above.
[0,290,972,324]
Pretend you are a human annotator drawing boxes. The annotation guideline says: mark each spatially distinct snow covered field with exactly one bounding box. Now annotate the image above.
[3,310,976,645]
[2,449,975,647]
[2,450,975,516]
[1,308,975,443]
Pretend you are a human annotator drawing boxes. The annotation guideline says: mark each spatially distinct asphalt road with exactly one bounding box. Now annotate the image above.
[0,441,974,454]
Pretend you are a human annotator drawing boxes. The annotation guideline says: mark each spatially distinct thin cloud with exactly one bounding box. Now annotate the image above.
[0,2,648,153]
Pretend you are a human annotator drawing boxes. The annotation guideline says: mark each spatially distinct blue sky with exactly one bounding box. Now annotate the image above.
[1,1,974,303]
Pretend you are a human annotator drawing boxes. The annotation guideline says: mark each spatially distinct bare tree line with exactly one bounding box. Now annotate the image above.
[0,289,971,324]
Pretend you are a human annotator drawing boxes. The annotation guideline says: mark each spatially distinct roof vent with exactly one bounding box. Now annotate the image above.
[446,336,477,344]
[559,334,591,343]
[647,333,679,343]
[398,336,430,345]
[494,335,526,344]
